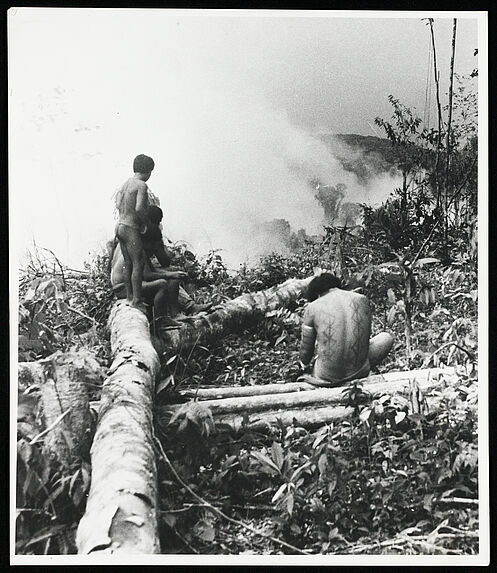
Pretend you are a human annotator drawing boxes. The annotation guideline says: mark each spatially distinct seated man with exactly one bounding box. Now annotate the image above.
[141,205,212,315]
[109,240,188,327]
[299,273,394,387]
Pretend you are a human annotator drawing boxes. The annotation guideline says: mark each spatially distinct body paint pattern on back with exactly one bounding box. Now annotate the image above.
[348,297,370,365]
[322,306,338,355]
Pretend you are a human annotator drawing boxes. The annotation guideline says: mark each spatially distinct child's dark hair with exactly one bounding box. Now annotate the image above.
[142,225,162,244]
[306,273,342,302]
[148,205,163,225]
[133,154,155,174]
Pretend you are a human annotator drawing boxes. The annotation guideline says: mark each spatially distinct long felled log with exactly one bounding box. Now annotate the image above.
[163,368,456,433]
[181,368,454,401]
[216,405,355,432]
[155,275,314,354]
[76,301,161,555]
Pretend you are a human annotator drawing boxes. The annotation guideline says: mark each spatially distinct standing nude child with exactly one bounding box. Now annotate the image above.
[114,154,155,311]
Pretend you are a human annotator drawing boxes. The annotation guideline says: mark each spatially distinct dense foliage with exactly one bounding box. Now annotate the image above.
[153,221,477,555]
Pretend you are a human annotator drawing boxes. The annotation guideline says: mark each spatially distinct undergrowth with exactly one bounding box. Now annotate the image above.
[152,230,478,555]
[156,369,478,555]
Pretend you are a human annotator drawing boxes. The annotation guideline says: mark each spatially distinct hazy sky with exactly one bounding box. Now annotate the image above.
[9,9,482,269]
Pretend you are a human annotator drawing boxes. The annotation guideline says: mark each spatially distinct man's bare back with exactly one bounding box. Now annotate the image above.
[301,288,372,383]
[115,177,149,231]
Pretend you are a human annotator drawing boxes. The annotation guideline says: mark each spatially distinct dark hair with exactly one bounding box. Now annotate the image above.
[133,154,155,174]
[148,205,163,225]
[306,273,342,302]
[142,225,162,244]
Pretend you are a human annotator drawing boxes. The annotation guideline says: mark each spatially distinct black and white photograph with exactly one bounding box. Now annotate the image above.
[9,8,488,565]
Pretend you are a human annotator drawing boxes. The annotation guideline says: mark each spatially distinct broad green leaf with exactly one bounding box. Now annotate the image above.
[271,441,284,470]
[286,493,294,516]
[162,512,177,528]
[413,257,440,268]
[318,453,327,476]
[156,375,174,395]
[251,451,280,474]
[199,524,215,542]
[290,461,312,482]
[359,407,372,423]
[272,483,287,503]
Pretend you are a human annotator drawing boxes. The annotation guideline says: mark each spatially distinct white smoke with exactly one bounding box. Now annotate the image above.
[10,12,404,271]
[12,83,405,271]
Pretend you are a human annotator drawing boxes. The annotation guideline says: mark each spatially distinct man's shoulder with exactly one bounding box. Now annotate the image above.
[120,177,143,192]
[135,179,148,191]
[327,288,366,301]
[319,289,367,310]
[305,299,320,316]
[124,177,148,190]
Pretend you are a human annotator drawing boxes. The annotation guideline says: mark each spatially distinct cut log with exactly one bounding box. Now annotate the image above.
[161,368,457,433]
[17,350,97,465]
[216,405,355,433]
[181,368,455,401]
[76,301,161,555]
[155,275,314,355]
[181,381,317,400]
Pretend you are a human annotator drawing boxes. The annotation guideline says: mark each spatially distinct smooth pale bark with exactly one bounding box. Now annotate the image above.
[155,275,314,355]
[181,368,455,401]
[76,301,161,555]
[17,350,97,465]
[162,368,456,432]
[216,405,355,432]
[181,381,318,400]
[214,391,449,433]
[174,368,454,417]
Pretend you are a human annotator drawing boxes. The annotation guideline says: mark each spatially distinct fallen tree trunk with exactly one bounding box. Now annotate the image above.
[162,368,456,433]
[214,389,454,433]
[17,350,98,465]
[216,405,355,432]
[155,275,314,355]
[181,368,454,401]
[76,301,161,555]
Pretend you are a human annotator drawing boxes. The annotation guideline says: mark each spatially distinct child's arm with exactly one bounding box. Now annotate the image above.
[143,252,188,281]
[151,241,174,268]
[135,183,149,226]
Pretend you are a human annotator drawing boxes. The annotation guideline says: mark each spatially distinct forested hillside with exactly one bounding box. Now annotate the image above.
[322,133,413,181]
[16,77,480,556]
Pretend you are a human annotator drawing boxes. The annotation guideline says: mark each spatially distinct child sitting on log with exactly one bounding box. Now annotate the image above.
[141,205,212,315]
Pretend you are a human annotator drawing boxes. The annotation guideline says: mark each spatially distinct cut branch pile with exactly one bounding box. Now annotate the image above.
[163,368,456,433]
